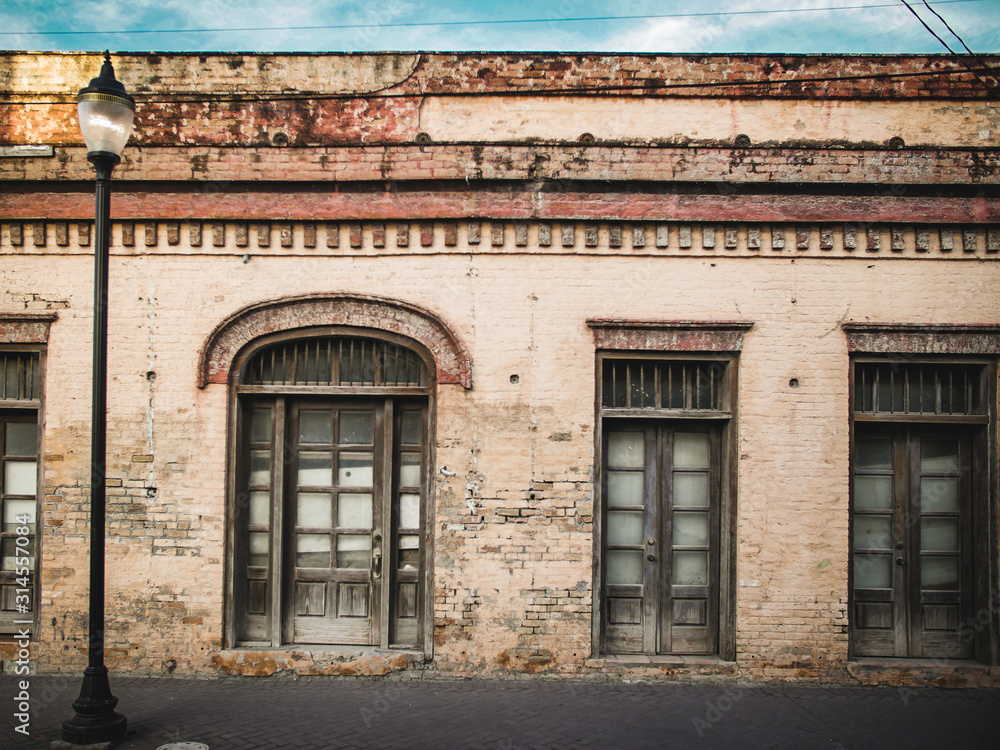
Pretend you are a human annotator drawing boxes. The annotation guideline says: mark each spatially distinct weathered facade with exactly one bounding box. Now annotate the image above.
[1,51,999,686]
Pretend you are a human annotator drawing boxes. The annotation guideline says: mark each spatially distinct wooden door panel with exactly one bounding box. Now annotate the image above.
[288,402,381,646]
[852,427,976,659]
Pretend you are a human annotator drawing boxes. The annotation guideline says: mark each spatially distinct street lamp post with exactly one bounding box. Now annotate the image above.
[61,50,135,746]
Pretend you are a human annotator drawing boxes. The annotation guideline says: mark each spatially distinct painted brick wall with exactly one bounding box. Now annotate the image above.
[3,230,996,681]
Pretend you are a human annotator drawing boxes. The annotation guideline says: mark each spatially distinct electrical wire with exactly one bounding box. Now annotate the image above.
[0,0,987,37]
[899,0,1000,97]
[1,65,992,106]
[920,0,1000,84]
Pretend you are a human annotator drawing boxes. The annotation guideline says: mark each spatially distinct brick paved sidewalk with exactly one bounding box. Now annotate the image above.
[2,675,997,749]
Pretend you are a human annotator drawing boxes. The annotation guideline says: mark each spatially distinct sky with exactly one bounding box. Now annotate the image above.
[0,0,998,55]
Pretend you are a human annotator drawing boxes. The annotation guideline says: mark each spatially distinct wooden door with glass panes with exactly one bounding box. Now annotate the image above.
[238,397,427,648]
[851,428,974,658]
[602,423,720,655]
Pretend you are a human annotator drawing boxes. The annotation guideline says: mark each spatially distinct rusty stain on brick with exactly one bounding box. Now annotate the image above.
[421,223,434,246]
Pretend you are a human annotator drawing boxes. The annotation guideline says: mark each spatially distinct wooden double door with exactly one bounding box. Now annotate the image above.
[851,426,977,658]
[238,396,426,649]
[601,422,722,655]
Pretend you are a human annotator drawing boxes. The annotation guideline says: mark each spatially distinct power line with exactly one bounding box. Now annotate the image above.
[899,0,1000,97]
[0,0,987,37]
[921,0,1000,82]
[3,65,991,106]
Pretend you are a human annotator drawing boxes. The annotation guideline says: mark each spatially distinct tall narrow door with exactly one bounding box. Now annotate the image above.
[287,402,383,644]
[852,428,974,658]
[602,423,720,655]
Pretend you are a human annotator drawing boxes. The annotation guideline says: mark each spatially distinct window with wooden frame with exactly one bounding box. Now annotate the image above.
[596,353,738,658]
[850,356,996,661]
[229,330,431,652]
[0,349,42,635]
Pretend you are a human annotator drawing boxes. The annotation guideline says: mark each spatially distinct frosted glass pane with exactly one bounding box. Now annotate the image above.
[606,550,643,584]
[921,477,959,512]
[399,534,419,570]
[401,410,422,445]
[336,534,370,569]
[854,553,890,589]
[297,492,333,529]
[338,493,373,529]
[673,511,709,547]
[2,538,34,571]
[339,453,373,487]
[607,511,642,546]
[5,423,36,457]
[248,490,270,526]
[607,471,644,507]
[921,439,959,473]
[3,498,35,529]
[399,493,420,529]
[248,531,269,567]
[298,452,333,486]
[250,407,271,444]
[297,534,332,568]
[249,450,270,485]
[672,551,708,585]
[921,556,959,590]
[674,433,710,469]
[854,516,892,550]
[340,411,373,445]
[855,476,892,511]
[921,518,959,553]
[4,461,36,496]
[400,452,421,487]
[673,473,709,508]
[608,432,644,468]
[299,410,332,444]
[855,437,892,470]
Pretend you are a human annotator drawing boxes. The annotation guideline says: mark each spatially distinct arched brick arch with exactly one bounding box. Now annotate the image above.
[198,294,472,389]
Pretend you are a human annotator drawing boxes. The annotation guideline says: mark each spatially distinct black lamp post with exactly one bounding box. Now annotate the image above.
[61,50,134,746]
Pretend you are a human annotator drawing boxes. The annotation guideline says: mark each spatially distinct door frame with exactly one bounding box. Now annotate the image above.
[224,327,437,656]
[592,352,739,660]
[847,354,999,664]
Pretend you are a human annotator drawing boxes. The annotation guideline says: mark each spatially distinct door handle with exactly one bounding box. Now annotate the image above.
[372,547,382,578]
[895,557,905,566]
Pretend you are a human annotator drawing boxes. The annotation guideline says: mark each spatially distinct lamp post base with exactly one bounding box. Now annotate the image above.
[60,666,127,746]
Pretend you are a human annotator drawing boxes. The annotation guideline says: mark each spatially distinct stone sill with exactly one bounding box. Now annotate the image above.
[847,657,1000,687]
[587,654,737,669]
[213,647,423,677]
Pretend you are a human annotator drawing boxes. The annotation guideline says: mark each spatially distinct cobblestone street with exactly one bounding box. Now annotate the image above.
[3,675,998,749]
